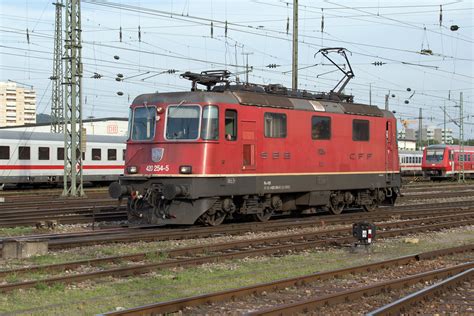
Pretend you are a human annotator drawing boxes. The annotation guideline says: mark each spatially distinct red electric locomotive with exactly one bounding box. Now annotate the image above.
[422,144,474,179]
[109,70,401,225]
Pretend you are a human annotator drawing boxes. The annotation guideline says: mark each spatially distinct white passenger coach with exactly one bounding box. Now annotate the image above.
[0,131,126,188]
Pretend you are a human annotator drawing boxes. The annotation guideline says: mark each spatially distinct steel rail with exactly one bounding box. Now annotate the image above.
[2,207,473,251]
[246,262,474,316]
[0,218,472,293]
[399,190,474,201]
[98,245,474,316]
[46,210,474,249]
[366,267,474,316]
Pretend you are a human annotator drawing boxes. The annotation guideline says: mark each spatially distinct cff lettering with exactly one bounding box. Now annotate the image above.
[349,153,373,160]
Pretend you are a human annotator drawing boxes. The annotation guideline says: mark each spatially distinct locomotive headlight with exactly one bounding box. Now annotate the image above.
[179,165,192,174]
[127,166,138,174]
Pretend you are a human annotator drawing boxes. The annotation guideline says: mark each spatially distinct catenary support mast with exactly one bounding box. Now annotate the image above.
[62,0,84,197]
[292,0,298,90]
[51,0,64,133]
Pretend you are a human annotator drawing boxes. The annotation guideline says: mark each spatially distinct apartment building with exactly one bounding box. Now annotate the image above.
[0,82,36,127]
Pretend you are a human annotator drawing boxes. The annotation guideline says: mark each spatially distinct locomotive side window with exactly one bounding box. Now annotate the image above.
[0,146,9,159]
[108,149,117,161]
[264,113,287,138]
[123,149,126,161]
[92,148,101,161]
[131,106,156,141]
[38,147,50,160]
[312,116,331,140]
[166,105,200,140]
[18,146,30,160]
[57,147,64,160]
[225,110,237,141]
[352,119,370,141]
[201,106,219,140]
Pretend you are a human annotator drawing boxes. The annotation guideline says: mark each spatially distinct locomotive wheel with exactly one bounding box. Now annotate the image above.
[253,209,273,222]
[363,200,378,212]
[203,211,226,226]
[329,203,344,215]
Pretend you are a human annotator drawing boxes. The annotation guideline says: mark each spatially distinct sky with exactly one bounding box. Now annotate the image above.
[0,0,473,137]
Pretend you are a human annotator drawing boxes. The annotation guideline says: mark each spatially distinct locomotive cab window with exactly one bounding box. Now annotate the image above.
[38,147,50,160]
[131,106,156,141]
[352,119,370,141]
[0,146,9,159]
[108,149,117,161]
[166,105,200,140]
[312,116,331,140]
[19,146,30,160]
[264,113,287,138]
[201,105,219,140]
[225,109,237,141]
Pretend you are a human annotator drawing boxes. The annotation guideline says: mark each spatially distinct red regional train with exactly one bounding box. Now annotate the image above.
[109,70,401,225]
[422,144,474,179]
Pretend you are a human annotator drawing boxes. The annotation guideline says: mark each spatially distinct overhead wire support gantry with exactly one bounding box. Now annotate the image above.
[51,0,64,134]
[62,0,84,197]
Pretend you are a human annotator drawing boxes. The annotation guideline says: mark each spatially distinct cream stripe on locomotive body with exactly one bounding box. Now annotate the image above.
[112,71,401,226]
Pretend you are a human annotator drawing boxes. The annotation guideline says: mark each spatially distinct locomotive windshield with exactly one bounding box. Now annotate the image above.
[131,106,156,141]
[426,149,444,162]
[166,105,200,140]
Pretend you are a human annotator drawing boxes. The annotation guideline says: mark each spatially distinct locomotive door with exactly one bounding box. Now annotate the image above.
[241,120,256,171]
[385,121,395,181]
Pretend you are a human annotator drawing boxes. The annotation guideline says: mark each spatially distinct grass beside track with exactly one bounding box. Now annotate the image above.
[0,226,472,315]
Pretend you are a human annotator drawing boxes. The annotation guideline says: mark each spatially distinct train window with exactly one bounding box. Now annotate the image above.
[0,146,9,159]
[18,146,30,160]
[123,149,126,161]
[108,149,117,161]
[352,120,370,141]
[38,147,50,160]
[92,148,101,161]
[312,116,331,140]
[426,149,444,162]
[225,110,237,141]
[57,147,64,160]
[264,113,287,138]
[201,106,219,140]
[131,106,156,141]
[166,105,200,140]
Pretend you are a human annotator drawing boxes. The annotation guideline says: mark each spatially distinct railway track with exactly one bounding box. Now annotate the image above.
[98,245,473,315]
[2,201,474,250]
[0,212,472,294]
[367,267,473,315]
[1,184,473,228]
